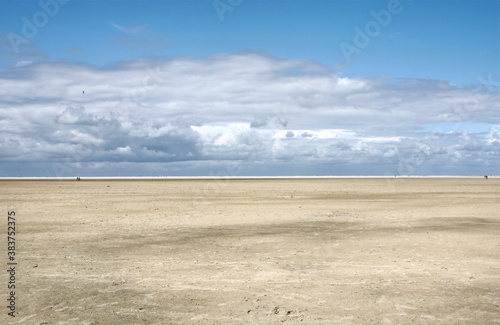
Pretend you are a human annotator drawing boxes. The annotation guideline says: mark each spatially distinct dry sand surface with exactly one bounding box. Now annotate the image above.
[1,178,499,324]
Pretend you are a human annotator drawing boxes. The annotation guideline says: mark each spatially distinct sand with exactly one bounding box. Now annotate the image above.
[1,178,499,324]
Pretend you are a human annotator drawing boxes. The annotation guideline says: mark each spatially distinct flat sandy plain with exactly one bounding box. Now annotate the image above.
[1,178,499,324]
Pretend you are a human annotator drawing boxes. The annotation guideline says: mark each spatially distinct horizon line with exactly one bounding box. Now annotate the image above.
[0,175,497,181]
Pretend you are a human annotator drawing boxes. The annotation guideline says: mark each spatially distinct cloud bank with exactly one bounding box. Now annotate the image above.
[0,53,498,176]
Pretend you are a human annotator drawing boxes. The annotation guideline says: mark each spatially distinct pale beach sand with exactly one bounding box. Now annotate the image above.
[1,178,499,324]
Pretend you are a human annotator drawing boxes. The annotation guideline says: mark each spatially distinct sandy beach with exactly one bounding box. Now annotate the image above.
[1,178,499,324]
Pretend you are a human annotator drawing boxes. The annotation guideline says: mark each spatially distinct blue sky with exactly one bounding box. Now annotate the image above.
[2,0,498,84]
[0,0,499,176]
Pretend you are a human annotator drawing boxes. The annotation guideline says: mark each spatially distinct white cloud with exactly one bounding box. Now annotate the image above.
[110,22,147,35]
[0,53,499,176]
[109,22,165,51]
[15,60,33,67]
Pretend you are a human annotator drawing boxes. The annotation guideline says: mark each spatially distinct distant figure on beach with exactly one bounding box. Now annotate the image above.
[76,177,81,181]
[484,175,488,180]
